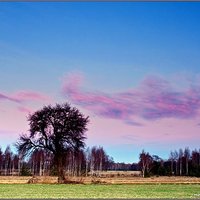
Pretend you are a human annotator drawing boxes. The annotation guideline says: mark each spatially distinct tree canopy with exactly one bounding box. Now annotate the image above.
[16,103,89,183]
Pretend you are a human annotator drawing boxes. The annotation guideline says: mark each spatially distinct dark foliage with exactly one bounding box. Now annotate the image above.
[16,103,89,183]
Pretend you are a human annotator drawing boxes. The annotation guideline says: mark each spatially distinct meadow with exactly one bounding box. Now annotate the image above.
[0,183,200,198]
[0,176,200,199]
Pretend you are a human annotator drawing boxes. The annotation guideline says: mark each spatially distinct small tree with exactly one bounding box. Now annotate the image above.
[184,147,190,176]
[16,103,89,183]
[139,150,153,177]
[169,151,176,175]
[179,148,183,176]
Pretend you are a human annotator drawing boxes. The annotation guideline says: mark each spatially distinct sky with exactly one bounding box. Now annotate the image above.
[0,2,200,163]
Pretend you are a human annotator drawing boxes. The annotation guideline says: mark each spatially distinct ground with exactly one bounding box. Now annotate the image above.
[0,175,200,184]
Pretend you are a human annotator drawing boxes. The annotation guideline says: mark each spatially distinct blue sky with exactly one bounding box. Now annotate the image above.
[0,2,200,163]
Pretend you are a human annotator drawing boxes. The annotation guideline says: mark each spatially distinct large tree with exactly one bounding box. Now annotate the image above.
[16,103,89,183]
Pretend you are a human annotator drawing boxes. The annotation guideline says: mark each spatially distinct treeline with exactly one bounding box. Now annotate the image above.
[0,145,114,176]
[139,147,200,177]
[0,145,200,177]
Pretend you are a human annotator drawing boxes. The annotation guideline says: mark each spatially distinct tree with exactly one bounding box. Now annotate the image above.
[4,146,12,175]
[184,147,190,176]
[16,103,89,183]
[0,147,3,175]
[169,151,177,175]
[173,150,179,175]
[151,155,164,176]
[139,150,153,177]
[179,149,183,176]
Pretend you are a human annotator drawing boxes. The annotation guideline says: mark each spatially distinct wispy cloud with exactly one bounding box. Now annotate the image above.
[0,93,20,103]
[12,91,50,102]
[0,90,50,114]
[17,106,32,114]
[62,73,200,123]
[0,91,50,104]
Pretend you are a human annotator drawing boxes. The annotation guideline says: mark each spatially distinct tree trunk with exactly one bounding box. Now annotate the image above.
[100,154,102,172]
[171,159,173,175]
[142,169,145,178]
[175,161,178,175]
[186,158,188,176]
[142,160,146,178]
[39,158,42,176]
[18,159,21,176]
[85,160,88,177]
[78,158,81,177]
[57,156,66,183]
[142,162,146,178]
[5,162,7,176]
[12,160,14,176]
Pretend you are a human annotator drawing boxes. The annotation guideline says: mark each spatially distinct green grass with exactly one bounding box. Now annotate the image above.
[0,184,200,198]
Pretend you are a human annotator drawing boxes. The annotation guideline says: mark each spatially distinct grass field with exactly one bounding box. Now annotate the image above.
[0,184,200,198]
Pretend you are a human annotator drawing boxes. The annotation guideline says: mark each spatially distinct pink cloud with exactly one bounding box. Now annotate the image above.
[12,91,50,102]
[62,73,200,123]
[0,90,51,116]
[0,93,20,103]
[18,106,32,114]
[0,91,50,103]
[0,90,50,105]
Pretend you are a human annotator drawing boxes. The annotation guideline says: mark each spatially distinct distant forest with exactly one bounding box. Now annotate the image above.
[0,145,200,177]
[1,103,199,178]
